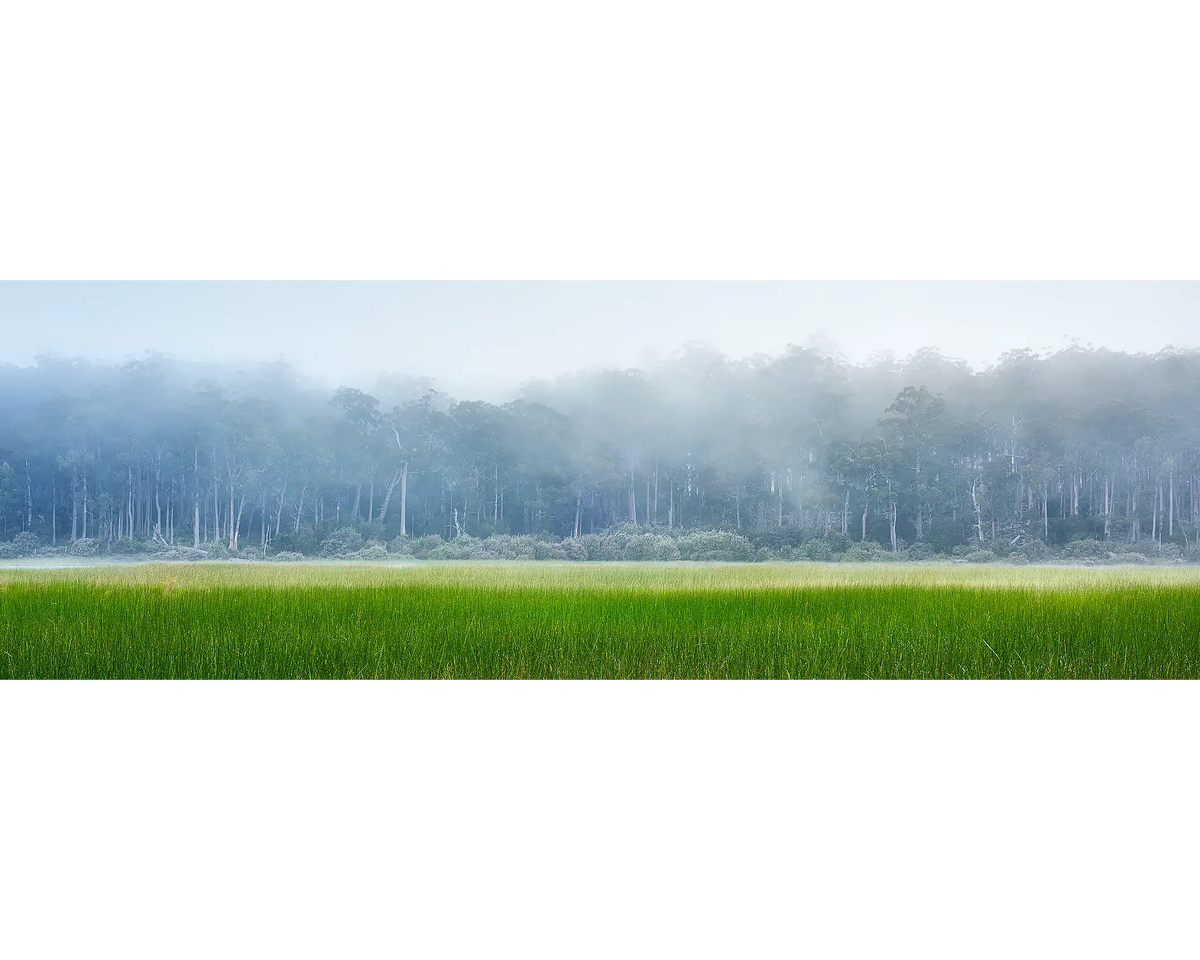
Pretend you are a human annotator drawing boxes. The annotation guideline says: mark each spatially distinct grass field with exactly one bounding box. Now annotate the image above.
[2,562,1199,678]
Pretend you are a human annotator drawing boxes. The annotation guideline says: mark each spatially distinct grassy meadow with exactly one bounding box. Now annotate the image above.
[2,561,1199,678]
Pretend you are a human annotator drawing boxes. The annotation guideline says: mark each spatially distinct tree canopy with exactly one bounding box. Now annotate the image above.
[2,344,1199,559]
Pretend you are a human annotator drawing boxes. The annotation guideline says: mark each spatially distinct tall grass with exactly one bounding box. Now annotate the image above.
[2,563,1198,678]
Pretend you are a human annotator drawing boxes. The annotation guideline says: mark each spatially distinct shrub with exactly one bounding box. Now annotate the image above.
[271,551,307,562]
[963,550,994,564]
[1061,540,1105,562]
[155,546,209,562]
[924,524,965,553]
[415,535,448,559]
[802,539,834,562]
[1010,539,1047,563]
[70,538,98,557]
[12,531,40,557]
[388,536,413,555]
[352,543,389,561]
[321,527,365,558]
[532,539,566,560]
[622,534,681,562]
[677,530,756,562]
[275,526,319,555]
[110,537,157,556]
[842,541,889,562]
[0,543,17,559]
[578,535,604,561]
[903,542,937,561]
[561,538,589,561]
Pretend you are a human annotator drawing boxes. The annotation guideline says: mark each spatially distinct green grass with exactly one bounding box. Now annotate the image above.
[2,562,1199,678]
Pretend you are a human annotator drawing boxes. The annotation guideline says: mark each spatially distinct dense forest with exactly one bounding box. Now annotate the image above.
[2,344,1199,562]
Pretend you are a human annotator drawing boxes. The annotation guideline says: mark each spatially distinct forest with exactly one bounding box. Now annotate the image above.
[1,343,1198,562]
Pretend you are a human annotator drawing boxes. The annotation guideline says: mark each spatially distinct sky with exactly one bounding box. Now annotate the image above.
[0,282,1197,399]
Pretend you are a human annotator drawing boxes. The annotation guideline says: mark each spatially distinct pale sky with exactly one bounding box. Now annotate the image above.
[1,282,1196,399]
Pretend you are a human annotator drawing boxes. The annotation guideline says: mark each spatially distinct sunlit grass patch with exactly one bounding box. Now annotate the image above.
[2,562,1198,678]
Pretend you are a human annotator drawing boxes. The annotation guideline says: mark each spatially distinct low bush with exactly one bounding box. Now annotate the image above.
[12,532,41,557]
[352,543,389,561]
[842,541,890,562]
[70,538,99,557]
[677,530,756,562]
[802,540,834,562]
[109,538,157,556]
[320,528,364,558]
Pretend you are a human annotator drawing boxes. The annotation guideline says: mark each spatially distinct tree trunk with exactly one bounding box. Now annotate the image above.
[628,458,637,524]
[233,494,247,550]
[971,478,985,543]
[399,463,408,537]
[1103,475,1111,540]
[275,476,287,539]
[295,480,307,533]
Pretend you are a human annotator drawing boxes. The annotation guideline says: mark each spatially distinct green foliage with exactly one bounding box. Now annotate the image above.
[843,541,890,562]
[69,538,98,556]
[676,530,756,562]
[320,527,364,558]
[5,347,1200,562]
[2,563,1199,678]
[924,524,965,553]
[12,531,40,557]
[353,542,389,561]
[802,539,835,562]
[109,537,158,556]
[274,526,319,555]
[902,542,937,561]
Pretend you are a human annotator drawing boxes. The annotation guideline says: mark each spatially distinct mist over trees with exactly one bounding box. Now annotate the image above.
[2,343,1199,560]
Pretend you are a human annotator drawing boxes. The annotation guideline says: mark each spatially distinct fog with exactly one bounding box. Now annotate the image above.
[3,281,1199,561]
[1,282,1197,400]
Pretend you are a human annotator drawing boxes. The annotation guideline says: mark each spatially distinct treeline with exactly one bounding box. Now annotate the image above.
[1,344,1199,560]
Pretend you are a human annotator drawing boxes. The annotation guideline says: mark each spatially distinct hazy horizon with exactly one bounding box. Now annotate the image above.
[2,281,1197,399]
